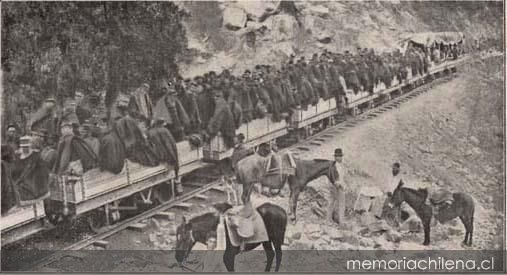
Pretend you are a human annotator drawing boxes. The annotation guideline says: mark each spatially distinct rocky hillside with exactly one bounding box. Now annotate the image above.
[176,1,502,78]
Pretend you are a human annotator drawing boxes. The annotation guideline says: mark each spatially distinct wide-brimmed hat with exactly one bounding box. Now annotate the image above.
[334,148,343,157]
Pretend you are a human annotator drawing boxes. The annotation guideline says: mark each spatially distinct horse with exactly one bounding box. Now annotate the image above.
[235,152,338,224]
[388,182,475,246]
[174,202,287,272]
[286,159,339,223]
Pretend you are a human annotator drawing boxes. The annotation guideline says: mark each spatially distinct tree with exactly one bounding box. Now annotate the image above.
[1,2,189,129]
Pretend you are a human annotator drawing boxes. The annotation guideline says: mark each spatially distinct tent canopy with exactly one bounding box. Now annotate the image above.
[398,31,465,54]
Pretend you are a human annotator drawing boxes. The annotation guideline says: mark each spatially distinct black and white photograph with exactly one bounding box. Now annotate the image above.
[0,0,504,273]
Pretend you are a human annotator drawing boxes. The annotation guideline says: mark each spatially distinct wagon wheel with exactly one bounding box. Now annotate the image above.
[87,208,107,233]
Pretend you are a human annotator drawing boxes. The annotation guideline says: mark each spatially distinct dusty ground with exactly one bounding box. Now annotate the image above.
[37,55,504,272]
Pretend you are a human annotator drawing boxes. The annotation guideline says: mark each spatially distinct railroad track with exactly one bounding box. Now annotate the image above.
[22,59,470,272]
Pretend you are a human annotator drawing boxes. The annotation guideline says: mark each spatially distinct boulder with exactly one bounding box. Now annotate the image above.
[233,1,279,22]
[385,230,402,243]
[308,5,330,18]
[328,228,344,241]
[223,7,247,30]
[359,238,375,248]
[367,220,392,233]
[272,42,296,58]
[304,223,321,234]
[291,231,302,240]
[399,216,423,233]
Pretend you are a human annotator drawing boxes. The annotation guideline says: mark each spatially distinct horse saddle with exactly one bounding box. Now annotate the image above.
[265,152,296,176]
[426,188,454,221]
[224,204,269,247]
[427,189,454,206]
[226,203,255,238]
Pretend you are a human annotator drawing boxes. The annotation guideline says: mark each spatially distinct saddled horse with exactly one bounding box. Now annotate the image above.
[388,181,475,246]
[175,202,287,272]
[235,153,338,223]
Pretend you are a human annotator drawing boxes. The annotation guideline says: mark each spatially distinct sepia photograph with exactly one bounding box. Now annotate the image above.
[0,0,504,273]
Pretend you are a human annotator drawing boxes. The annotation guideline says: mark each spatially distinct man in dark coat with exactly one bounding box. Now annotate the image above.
[98,123,127,174]
[9,136,50,206]
[344,59,360,94]
[128,83,154,122]
[53,121,98,175]
[207,89,236,149]
[146,119,180,177]
[153,80,190,141]
[79,121,100,157]
[222,79,243,129]
[179,81,202,133]
[236,78,254,123]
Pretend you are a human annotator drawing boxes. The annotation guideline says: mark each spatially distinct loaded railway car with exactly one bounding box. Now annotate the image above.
[1,31,467,246]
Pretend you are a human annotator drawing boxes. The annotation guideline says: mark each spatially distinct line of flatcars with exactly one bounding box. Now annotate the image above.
[1,40,464,247]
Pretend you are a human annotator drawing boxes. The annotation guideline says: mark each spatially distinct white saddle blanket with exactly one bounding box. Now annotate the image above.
[225,205,269,247]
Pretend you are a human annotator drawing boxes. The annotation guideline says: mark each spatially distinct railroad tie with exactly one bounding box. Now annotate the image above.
[193,194,209,201]
[153,211,176,221]
[128,222,149,232]
[309,141,322,146]
[171,202,193,210]
[296,146,310,151]
[92,240,109,249]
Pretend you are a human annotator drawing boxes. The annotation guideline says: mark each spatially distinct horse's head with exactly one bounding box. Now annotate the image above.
[388,181,404,208]
[174,216,195,266]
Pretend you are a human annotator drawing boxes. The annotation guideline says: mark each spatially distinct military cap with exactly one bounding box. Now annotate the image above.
[334,148,343,157]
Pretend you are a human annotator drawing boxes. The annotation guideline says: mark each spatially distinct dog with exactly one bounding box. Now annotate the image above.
[222,176,240,206]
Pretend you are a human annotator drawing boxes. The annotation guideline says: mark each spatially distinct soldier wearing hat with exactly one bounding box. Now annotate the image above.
[5,124,20,152]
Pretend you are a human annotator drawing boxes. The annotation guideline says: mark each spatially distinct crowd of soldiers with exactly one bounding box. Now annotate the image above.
[2,42,463,183]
